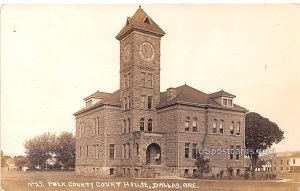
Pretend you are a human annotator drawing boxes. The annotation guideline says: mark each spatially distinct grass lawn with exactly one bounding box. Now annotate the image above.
[1,171,300,191]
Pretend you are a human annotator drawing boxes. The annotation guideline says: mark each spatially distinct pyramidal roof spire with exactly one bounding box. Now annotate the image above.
[116,7,165,40]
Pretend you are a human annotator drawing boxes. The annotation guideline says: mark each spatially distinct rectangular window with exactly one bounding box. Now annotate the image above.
[79,146,82,156]
[236,123,240,135]
[229,145,234,160]
[236,146,240,160]
[219,122,224,134]
[293,159,296,164]
[94,118,97,135]
[213,122,217,134]
[192,144,197,159]
[141,72,146,86]
[127,96,130,109]
[109,144,115,159]
[126,74,130,88]
[97,144,100,159]
[140,95,145,109]
[228,99,233,106]
[185,143,190,158]
[124,97,127,111]
[94,145,96,158]
[86,145,89,157]
[148,96,152,109]
[223,98,228,106]
[281,160,282,165]
[97,117,100,134]
[123,75,126,89]
[110,168,114,175]
[123,144,126,159]
[148,73,153,87]
[127,143,130,159]
[128,73,130,87]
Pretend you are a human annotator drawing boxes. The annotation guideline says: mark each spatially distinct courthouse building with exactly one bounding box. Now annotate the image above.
[74,7,247,178]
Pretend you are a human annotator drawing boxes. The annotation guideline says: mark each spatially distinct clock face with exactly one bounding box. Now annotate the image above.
[123,44,131,63]
[139,42,154,61]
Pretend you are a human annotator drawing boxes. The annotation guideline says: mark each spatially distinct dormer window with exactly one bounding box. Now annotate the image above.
[222,98,233,107]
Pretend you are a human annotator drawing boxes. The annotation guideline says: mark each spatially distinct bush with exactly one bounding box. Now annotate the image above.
[244,172,250,180]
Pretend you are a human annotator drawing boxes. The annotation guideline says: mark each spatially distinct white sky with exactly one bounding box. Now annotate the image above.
[1,4,300,156]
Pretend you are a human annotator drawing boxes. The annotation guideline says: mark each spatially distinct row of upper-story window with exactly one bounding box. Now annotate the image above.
[184,143,241,160]
[77,117,153,138]
[78,143,140,160]
[184,117,241,135]
[123,95,153,111]
[123,118,153,133]
[123,72,154,89]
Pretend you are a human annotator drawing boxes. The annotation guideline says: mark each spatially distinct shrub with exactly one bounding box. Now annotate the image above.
[244,172,250,180]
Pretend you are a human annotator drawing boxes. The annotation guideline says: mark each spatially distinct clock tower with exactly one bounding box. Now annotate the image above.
[116,6,165,134]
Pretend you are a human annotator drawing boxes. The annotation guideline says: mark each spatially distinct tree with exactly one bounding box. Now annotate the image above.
[24,132,56,169]
[14,155,28,170]
[55,131,75,169]
[194,152,210,178]
[245,112,284,175]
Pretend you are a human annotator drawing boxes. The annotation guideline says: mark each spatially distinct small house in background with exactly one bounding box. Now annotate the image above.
[7,158,17,171]
[289,152,300,173]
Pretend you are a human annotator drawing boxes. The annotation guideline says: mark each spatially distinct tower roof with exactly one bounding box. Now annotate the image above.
[116,6,165,40]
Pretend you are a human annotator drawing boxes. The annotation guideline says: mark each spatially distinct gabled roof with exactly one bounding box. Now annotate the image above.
[83,91,111,101]
[159,84,246,111]
[116,6,165,40]
[209,90,236,99]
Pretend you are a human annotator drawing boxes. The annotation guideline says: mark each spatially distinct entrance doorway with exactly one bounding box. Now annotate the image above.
[146,143,161,165]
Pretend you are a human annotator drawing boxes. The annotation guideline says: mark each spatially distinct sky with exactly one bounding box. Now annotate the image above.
[1,4,300,156]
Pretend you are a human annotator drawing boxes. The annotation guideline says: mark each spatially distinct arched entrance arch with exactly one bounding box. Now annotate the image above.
[146,143,161,165]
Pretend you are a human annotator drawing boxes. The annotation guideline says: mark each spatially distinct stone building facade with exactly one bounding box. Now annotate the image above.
[74,7,247,178]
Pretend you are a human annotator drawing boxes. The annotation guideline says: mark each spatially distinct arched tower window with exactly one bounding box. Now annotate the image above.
[123,119,126,133]
[128,119,131,133]
[148,119,152,132]
[140,118,144,131]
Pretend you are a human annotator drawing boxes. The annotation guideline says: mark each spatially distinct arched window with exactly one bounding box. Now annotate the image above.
[123,119,126,133]
[213,119,217,134]
[185,117,190,131]
[192,118,197,132]
[148,119,152,132]
[128,119,131,133]
[140,118,144,131]
[136,143,139,155]
[230,121,234,135]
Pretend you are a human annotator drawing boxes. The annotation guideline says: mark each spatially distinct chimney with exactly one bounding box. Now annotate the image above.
[167,88,176,101]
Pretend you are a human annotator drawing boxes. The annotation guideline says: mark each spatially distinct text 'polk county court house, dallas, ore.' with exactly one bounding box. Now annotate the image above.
[73,6,248,178]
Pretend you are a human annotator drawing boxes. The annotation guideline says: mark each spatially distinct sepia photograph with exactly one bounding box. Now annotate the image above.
[1,4,300,191]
